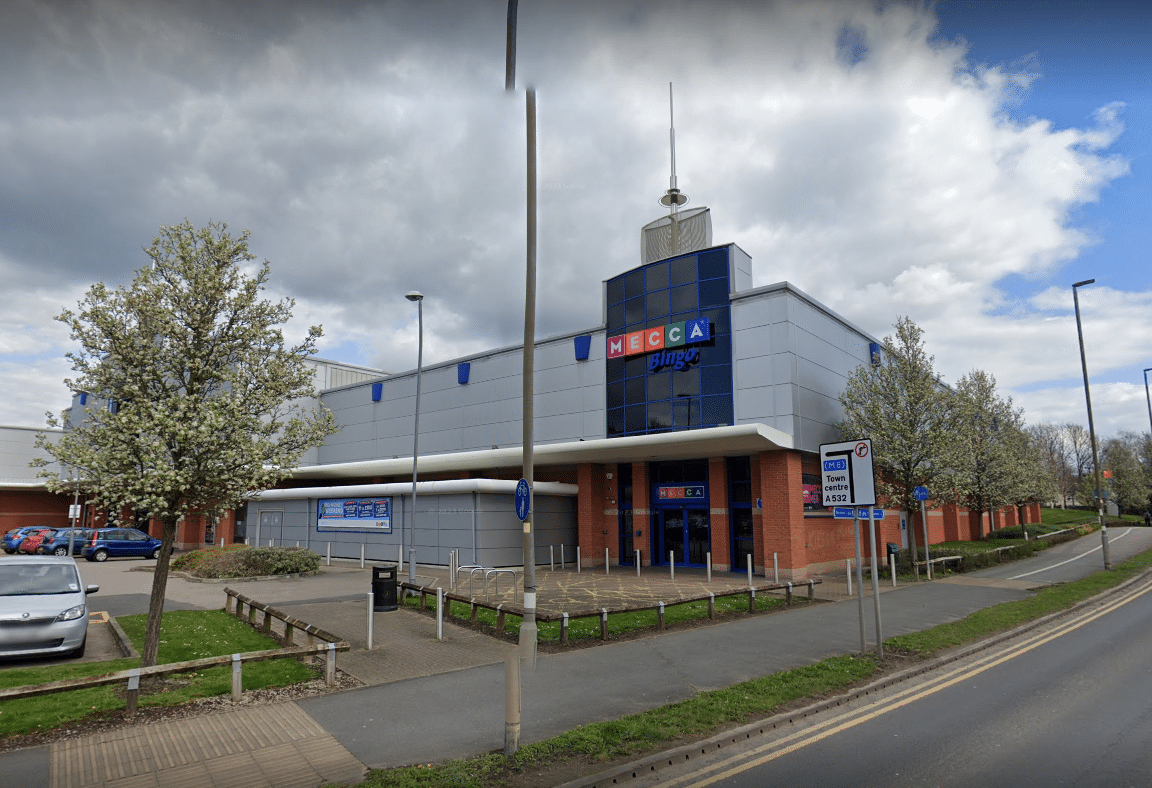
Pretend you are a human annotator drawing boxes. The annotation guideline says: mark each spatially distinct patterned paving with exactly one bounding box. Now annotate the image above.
[50,703,364,788]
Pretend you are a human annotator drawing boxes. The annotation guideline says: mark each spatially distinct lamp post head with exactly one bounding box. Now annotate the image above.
[405,291,424,302]
[1072,279,1096,288]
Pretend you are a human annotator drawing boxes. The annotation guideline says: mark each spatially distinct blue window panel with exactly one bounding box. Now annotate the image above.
[625,269,645,299]
[672,397,698,428]
[698,249,729,280]
[607,303,625,331]
[701,366,733,395]
[646,261,669,291]
[607,381,625,409]
[625,296,645,327]
[79,392,87,405]
[371,382,383,402]
[457,362,471,384]
[670,255,697,285]
[646,290,670,319]
[607,277,624,306]
[607,408,625,436]
[870,342,883,366]
[701,395,733,426]
[647,400,672,430]
[647,371,671,400]
[573,335,591,361]
[700,307,731,335]
[625,375,646,405]
[606,357,625,381]
[625,404,647,434]
[671,283,697,314]
[698,278,729,308]
[698,342,731,367]
[671,367,700,398]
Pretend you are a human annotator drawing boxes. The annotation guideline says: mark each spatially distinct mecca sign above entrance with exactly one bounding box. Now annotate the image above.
[606,318,711,361]
[818,439,876,507]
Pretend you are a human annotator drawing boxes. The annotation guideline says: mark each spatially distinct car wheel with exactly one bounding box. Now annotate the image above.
[151,547,162,560]
[52,546,69,556]
[3,548,13,554]
[92,549,109,562]
[69,636,87,659]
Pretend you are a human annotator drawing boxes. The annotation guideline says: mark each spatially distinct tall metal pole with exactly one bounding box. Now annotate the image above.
[520,87,538,665]
[1144,368,1152,437]
[868,507,883,659]
[405,291,424,585]
[1072,279,1110,570]
[505,0,518,91]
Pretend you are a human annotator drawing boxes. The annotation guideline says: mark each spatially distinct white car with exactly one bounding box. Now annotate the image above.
[0,556,99,659]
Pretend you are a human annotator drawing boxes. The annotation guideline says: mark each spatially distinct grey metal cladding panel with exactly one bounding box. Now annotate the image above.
[776,414,801,440]
[419,365,462,395]
[732,292,787,331]
[774,383,796,416]
[420,384,471,415]
[583,409,606,440]
[534,341,577,372]
[472,353,522,382]
[733,323,773,362]
[735,352,773,390]
[318,438,374,464]
[419,429,465,455]
[536,387,585,418]
[797,384,844,426]
[796,356,846,399]
[800,416,842,454]
[772,353,797,385]
[535,364,581,395]
[788,296,850,349]
[536,413,585,444]
[734,385,773,425]
[321,386,370,412]
[417,403,465,434]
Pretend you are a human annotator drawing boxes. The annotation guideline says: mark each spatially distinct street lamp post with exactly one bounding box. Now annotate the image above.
[406,290,424,585]
[1072,279,1110,570]
[1143,367,1152,437]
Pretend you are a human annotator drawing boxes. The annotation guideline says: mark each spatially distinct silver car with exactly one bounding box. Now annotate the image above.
[0,556,99,659]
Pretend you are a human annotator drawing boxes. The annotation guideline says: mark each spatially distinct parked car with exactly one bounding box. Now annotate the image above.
[0,556,99,659]
[82,528,163,562]
[16,528,56,555]
[3,527,51,555]
[36,528,95,557]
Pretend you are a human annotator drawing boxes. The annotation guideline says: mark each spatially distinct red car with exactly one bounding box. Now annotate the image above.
[16,528,55,555]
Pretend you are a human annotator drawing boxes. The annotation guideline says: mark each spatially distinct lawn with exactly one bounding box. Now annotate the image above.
[0,609,316,738]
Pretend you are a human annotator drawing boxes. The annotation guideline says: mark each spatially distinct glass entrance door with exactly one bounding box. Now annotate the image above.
[656,508,710,566]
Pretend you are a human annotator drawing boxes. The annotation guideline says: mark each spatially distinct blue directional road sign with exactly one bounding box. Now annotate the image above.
[515,479,531,522]
[832,507,886,520]
[913,486,929,501]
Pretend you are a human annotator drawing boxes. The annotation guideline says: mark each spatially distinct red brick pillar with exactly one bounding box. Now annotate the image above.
[577,463,610,566]
[632,462,651,566]
[757,450,805,580]
[708,457,730,572]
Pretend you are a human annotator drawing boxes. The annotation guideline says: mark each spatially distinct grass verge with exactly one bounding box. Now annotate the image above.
[356,542,1152,788]
[0,609,316,738]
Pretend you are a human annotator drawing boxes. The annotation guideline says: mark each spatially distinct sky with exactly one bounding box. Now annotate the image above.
[1,0,1149,441]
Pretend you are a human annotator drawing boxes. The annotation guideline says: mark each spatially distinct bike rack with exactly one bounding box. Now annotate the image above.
[485,568,518,602]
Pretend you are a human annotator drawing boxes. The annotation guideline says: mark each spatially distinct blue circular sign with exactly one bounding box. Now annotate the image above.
[913,486,929,501]
[515,479,531,522]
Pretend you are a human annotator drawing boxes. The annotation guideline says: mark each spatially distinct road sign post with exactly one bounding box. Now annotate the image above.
[913,485,931,580]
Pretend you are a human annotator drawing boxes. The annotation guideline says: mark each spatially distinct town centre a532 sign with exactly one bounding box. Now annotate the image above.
[819,439,876,507]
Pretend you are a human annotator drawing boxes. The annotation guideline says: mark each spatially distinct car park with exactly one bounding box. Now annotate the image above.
[3,526,51,555]
[82,528,163,562]
[16,528,56,555]
[35,528,94,557]
[0,556,99,659]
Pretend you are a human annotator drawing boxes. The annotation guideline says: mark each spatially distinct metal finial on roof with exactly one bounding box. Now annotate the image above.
[660,82,689,212]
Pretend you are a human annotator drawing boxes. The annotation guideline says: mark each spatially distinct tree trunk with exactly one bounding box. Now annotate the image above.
[141,518,179,668]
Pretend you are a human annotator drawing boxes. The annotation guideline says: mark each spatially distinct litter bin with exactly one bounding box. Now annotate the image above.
[371,564,398,612]
[886,543,900,559]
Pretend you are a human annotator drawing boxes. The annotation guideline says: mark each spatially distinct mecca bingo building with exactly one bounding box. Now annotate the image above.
[244,202,1039,579]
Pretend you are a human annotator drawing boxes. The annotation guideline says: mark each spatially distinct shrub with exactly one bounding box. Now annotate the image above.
[171,544,249,573]
[177,545,320,578]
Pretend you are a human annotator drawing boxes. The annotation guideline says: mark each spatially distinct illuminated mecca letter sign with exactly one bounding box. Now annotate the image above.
[606,318,710,372]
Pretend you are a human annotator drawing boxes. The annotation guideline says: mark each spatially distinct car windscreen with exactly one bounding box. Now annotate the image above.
[0,565,82,596]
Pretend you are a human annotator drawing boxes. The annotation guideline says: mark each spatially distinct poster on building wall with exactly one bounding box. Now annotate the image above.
[316,497,392,532]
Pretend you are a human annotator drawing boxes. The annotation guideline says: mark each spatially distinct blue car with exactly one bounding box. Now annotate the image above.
[81,528,163,562]
[36,528,95,557]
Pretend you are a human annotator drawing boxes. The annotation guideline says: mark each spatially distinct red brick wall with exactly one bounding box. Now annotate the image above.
[632,462,651,566]
[0,490,71,531]
[577,463,612,566]
[708,457,731,572]
[756,450,805,579]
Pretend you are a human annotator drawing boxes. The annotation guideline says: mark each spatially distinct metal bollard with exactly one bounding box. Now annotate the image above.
[708,592,715,619]
[773,552,779,584]
[706,551,712,583]
[890,554,897,587]
[657,601,665,630]
[560,544,566,569]
[550,545,555,571]
[561,612,569,645]
[785,581,793,606]
[669,550,675,581]
[326,542,331,566]
[605,548,610,575]
[366,592,374,650]
[747,554,753,587]
[846,558,853,596]
[219,538,224,548]
[808,579,815,600]
[749,587,756,613]
[600,608,608,640]
[635,549,641,577]
[231,653,243,700]
[576,546,581,573]
[360,543,365,569]
[269,539,274,548]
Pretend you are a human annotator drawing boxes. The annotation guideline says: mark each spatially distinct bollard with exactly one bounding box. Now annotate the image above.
[126,669,141,717]
[773,552,779,584]
[325,642,337,686]
[296,541,300,548]
[635,549,641,578]
[600,608,609,640]
[749,587,756,613]
[846,559,853,596]
[605,548,610,575]
[560,544,566,569]
[669,551,675,581]
[561,612,569,645]
[231,653,243,700]
[576,546,581,573]
[890,554,897,587]
[550,545,555,571]
[397,544,403,573]
[708,592,715,619]
[505,656,521,756]
[785,581,793,606]
[366,592,374,650]
[706,551,712,583]
[360,544,365,569]
[269,539,274,548]
[219,538,224,548]
[808,579,815,601]
[245,537,250,546]
[747,554,753,587]
[657,601,665,631]
[326,542,331,566]
[496,604,506,634]
[437,587,444,640]
[470,601,479,627]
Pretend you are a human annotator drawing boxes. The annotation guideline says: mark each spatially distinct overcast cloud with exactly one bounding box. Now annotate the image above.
[0,0,1144,437]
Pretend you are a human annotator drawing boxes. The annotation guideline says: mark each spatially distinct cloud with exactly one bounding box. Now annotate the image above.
[0,0,1143,437]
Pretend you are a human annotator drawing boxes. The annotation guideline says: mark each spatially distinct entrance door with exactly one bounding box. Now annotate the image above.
[655,508,710,566]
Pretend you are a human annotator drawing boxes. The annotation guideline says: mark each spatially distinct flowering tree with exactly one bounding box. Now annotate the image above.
[36,221,337,666]
[838,317,953,553]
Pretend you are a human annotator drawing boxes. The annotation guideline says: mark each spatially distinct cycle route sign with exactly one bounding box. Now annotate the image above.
[819,439,876,508]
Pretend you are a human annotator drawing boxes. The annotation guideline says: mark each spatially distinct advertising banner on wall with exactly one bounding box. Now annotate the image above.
[317,497,392,532]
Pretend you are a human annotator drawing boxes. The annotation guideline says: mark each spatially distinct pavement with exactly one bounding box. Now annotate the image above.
[3,526,1151,787]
